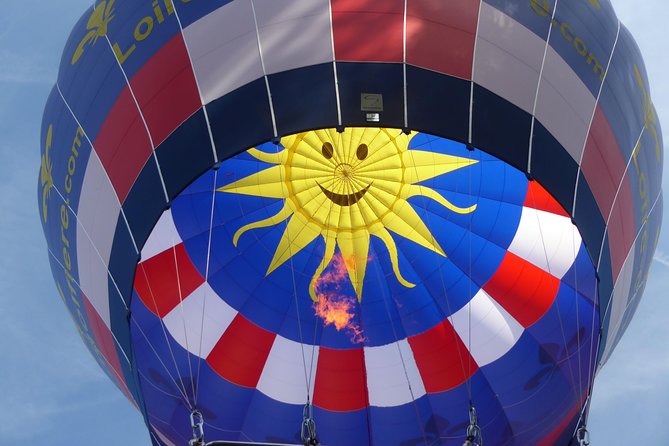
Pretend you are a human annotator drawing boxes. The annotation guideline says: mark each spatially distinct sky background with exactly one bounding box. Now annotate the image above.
[0,1,667,445]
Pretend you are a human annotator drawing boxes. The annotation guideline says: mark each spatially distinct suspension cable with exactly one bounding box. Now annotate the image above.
[463,403,483,446]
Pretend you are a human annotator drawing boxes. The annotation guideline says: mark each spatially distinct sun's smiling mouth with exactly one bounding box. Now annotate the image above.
[317,182,372,206]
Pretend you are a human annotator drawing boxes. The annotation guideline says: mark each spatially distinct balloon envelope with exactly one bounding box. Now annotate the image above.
[39,1,663,445]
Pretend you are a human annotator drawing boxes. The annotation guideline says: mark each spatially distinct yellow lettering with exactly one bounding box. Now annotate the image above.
[63,246,72,271]
[60,204,69,230]
[152,0,165,23]
[67,155,76,175]
[65,175,72,194]
[163,0,175,15]
[135,17,154,41]
[61,223,70,248]
[112,42,136,65]
[574,37,588,56]
[560,22,574,42]
[530,0,551,16]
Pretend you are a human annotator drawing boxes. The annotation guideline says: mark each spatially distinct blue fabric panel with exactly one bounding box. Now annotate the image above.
[471,84,531,173]
[550,0,618,96]
[596,27,645,160]
[122,158,168,250]
[208,78,275,161]
[156,109,215,200]
[39,89,92,277]
[173,0,235,28]
[103,0,182,79]
[57,4,127,141]
[574,174,606,268]
[406,66,469,143]
[530,121,578,214]
[337,62,405,129]
[561,244,599,305]
[269,63,338,136]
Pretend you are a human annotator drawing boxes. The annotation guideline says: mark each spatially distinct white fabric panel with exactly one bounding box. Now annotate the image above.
[254,0,333,75]
[473,3,545,114]
[601,245,636,362]
[535,47,596,161]
[184,0,264,104]
[76,218,112,328]
[77,151,120,265]
[164,282,237,358]
[76,152,120,329]
[508,207,582,279]
[450,289,524,367]
[365,339,426,407]
[141,209,180,262]
[257,335,318,405]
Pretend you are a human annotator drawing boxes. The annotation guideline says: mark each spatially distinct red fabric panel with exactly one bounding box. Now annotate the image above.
[331,0,404,62]
[82,294,135,404]
[581,107,629,217]
[130,34,201,146]
[313,347,368,411]
[524,180,570,218]
[206,314,276,388]
[406,0,480,79]
[93,87,153,203]
[408,320,478,393]
[484,252,560,327]
[581,106,634,277]
[133,243,204,317]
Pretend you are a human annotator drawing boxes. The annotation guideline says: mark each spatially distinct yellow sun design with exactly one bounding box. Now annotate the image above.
[218,128,478,302]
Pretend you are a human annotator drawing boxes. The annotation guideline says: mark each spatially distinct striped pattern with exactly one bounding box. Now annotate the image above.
[132,182,581,411]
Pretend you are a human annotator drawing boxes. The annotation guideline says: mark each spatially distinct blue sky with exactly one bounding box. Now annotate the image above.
[0,1,667,445]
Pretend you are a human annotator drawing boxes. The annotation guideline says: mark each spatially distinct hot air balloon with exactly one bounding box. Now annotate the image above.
[39,0,663,445]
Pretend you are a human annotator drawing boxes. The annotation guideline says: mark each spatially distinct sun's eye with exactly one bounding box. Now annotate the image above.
[356,144,368,160]
[322,142,334,159]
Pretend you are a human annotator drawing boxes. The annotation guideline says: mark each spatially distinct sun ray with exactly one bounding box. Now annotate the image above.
[338,230,370,302]
[403,150,479,185]
[217,165,287,198]
[246,147,286,165]
[383,200,446,257]
[374,227,415,288]
[401,184,478,214]
[267,213,321,275]
[232,201,294,246]
[309,235,336,302]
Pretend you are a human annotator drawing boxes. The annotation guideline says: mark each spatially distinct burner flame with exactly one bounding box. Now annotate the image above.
[312,254,366,344]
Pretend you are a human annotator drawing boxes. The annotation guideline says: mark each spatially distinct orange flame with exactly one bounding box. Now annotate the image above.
[312,254,366,344]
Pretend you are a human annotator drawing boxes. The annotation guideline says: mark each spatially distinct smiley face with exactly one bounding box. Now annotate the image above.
[316,142,372,206]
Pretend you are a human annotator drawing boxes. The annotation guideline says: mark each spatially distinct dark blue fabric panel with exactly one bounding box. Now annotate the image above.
[574,174,606,268]
[57,4,127,141]
[530,121,578,213]
[156,109,215,200]
[471,84,531,173]
[406,65,469,143]
[337,62,404,129]
[122,158,167,251]
[208,78,275,161]
[269,63,338,136]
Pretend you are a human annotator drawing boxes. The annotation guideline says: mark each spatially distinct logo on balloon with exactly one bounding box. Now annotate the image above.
[71,0,116,65]
[218,128,478,303]
[40,125,54,223]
